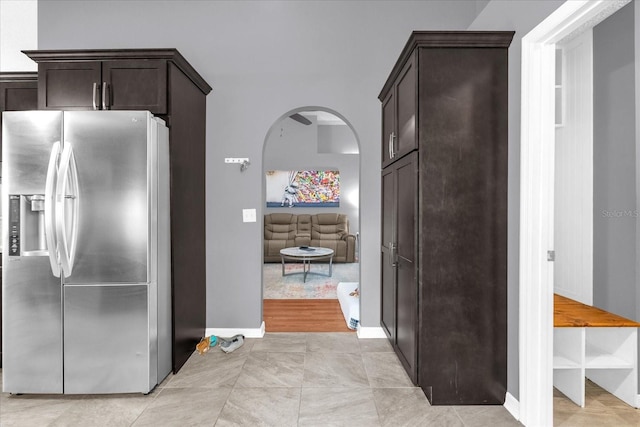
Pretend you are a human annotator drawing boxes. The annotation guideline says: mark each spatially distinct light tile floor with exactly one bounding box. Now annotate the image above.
[0,333,523,426]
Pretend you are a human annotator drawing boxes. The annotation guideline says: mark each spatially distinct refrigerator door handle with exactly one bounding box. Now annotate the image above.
[45,141,62,277]
[56,142,80,278]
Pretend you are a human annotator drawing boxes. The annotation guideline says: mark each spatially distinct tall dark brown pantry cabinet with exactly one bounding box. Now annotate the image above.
[379,31,513,405]
[24,49,212,373]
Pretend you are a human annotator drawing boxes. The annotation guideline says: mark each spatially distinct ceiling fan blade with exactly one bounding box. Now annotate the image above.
[289,113,312,125]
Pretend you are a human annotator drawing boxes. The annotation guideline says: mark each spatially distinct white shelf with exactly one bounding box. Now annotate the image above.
[586,345,633,369]
[554,354,581,369]
[554,326,638,408]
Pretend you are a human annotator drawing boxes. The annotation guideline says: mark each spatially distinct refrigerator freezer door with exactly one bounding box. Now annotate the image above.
[63,284,151,393]
[2,111,63,196]
[2,111,63,393]
[62,111,149,284]
[3,258,63,393]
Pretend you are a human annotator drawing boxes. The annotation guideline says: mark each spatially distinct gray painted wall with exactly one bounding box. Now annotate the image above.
[318,125,359,154]
[263,116,360,235]
[475,0,491,17]
[33,0,579,402]
[593,2,637,320]
[467,0,565,401]
[36,0,479,336]
[636,0,640,361]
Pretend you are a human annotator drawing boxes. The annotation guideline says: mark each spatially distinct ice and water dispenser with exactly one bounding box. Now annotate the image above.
[8,194,48,256]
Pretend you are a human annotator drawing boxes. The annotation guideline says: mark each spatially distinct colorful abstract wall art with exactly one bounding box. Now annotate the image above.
[266,170,340,207]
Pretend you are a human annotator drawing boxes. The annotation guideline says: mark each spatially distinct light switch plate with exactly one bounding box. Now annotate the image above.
[242,208,256,223]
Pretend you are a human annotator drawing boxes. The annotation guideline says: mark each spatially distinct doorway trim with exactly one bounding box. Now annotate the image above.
[519,1,631,425]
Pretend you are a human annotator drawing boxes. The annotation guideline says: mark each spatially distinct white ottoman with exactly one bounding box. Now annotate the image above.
[336,282,360,330]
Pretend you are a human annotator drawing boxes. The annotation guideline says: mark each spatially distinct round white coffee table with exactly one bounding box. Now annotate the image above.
[280,247,334,283]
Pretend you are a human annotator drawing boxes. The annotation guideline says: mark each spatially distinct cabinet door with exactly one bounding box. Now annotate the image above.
[394,152,418,383]
[381,90,395,168]
[380,166,396,341]
[38,62,101,110]
[103,60,167,114]
[0,81,37,111]
[395,54,417,159]
[381,53,416,168]
[381,152,418,384]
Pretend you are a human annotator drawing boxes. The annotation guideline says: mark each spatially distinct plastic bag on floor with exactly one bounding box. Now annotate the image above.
[196,335,218,355]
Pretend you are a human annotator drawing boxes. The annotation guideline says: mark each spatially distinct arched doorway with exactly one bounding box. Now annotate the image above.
[261,107,361,332]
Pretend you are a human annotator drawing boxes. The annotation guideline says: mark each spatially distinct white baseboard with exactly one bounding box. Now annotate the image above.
[206,324,387,339]
[356,326,386,338]
[504,392,520,421]
[206,321,265,339]
[636,394,640,409]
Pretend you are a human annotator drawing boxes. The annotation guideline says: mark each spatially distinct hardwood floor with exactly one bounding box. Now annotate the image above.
[263,299,354,332]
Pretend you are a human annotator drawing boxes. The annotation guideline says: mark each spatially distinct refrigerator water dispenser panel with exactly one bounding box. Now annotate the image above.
[8,195,20,256]
[9,194,49,256]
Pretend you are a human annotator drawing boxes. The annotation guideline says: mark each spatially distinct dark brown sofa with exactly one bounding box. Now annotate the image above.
[264,213,356,262]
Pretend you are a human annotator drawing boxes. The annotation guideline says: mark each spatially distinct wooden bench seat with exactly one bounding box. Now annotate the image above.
[554,294,640,327]
[553,293,640,408]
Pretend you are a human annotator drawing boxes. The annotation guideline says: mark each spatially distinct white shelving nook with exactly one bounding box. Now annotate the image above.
[554,326,638,408]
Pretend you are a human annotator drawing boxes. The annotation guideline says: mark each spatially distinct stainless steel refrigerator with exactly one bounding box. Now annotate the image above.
[2,110,171,394]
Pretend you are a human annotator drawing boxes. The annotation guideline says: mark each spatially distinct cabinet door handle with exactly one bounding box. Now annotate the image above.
[92,82,99,110]
[389,132,396,159]
[102,82,109,110]
[390,242,396,265]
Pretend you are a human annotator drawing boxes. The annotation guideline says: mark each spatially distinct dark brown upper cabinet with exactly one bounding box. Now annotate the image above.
[34,59,165,113]
[22,50,206,114]
[0,72,38,112]
[381,54,416,168]
[33,60,166,112]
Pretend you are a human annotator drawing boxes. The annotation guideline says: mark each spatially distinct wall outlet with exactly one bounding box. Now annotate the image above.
[242,208,256,223]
